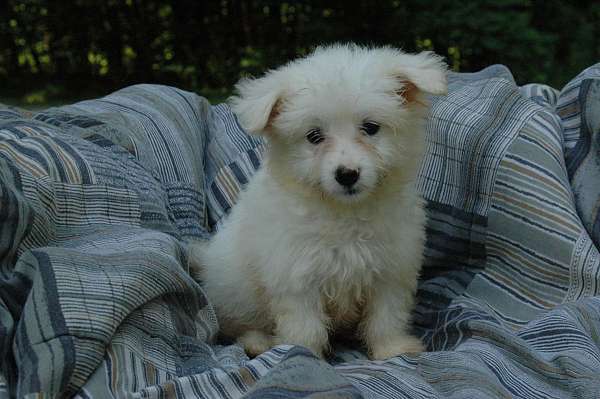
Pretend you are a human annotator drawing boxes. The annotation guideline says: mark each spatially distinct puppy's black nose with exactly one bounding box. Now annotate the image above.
[335,167,360,187]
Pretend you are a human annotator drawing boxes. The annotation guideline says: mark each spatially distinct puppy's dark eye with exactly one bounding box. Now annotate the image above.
[306,128,324,145]
[361,121,380,136]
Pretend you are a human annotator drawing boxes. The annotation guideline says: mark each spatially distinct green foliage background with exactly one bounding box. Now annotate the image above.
[1,0,599,105]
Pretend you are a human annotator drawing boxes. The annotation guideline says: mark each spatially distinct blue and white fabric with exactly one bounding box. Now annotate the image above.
[1,63,600,398]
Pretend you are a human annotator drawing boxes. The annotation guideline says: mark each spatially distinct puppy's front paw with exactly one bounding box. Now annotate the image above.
[238,330,273,357]
[274,334,328,359]
[369,335,424,360]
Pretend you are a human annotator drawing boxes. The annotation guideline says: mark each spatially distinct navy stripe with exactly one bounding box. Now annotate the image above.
[228,162,248,185]
[565,80,594,177]
[6,140,52,177]
[491,204,575,242]
[52,137,93,184]
[97,100,182,181]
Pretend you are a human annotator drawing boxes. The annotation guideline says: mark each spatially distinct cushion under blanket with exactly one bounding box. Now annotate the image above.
[1,63,600,398]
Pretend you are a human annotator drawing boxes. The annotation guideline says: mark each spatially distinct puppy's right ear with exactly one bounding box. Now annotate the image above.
[229,73,284,135]
[390,50,448,105]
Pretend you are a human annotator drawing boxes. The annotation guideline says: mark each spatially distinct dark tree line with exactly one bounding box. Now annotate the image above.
[1,0,599,104]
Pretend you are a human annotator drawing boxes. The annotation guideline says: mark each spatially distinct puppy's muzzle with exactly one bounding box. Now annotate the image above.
[335,167,360,187]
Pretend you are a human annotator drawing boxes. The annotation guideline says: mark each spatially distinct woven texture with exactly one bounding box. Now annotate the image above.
[1,63,600,398]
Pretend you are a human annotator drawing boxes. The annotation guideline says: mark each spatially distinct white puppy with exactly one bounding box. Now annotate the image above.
[191,44,447,360]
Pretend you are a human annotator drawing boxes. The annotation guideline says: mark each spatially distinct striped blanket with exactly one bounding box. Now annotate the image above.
[1,63,599,398]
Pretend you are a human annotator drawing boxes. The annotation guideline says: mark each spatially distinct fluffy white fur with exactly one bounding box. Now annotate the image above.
[190,44,447,360]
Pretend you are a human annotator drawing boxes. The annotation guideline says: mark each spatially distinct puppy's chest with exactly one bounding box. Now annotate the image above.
[302,219,392,294]
[311,226,386,326]
[283,213,401,326]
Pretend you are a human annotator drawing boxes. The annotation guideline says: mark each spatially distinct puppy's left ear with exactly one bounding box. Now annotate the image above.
[229,72,285,136]
[393,51,448,103]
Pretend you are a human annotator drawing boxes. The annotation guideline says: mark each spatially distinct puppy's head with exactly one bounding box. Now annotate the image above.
[230,44,447,204]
